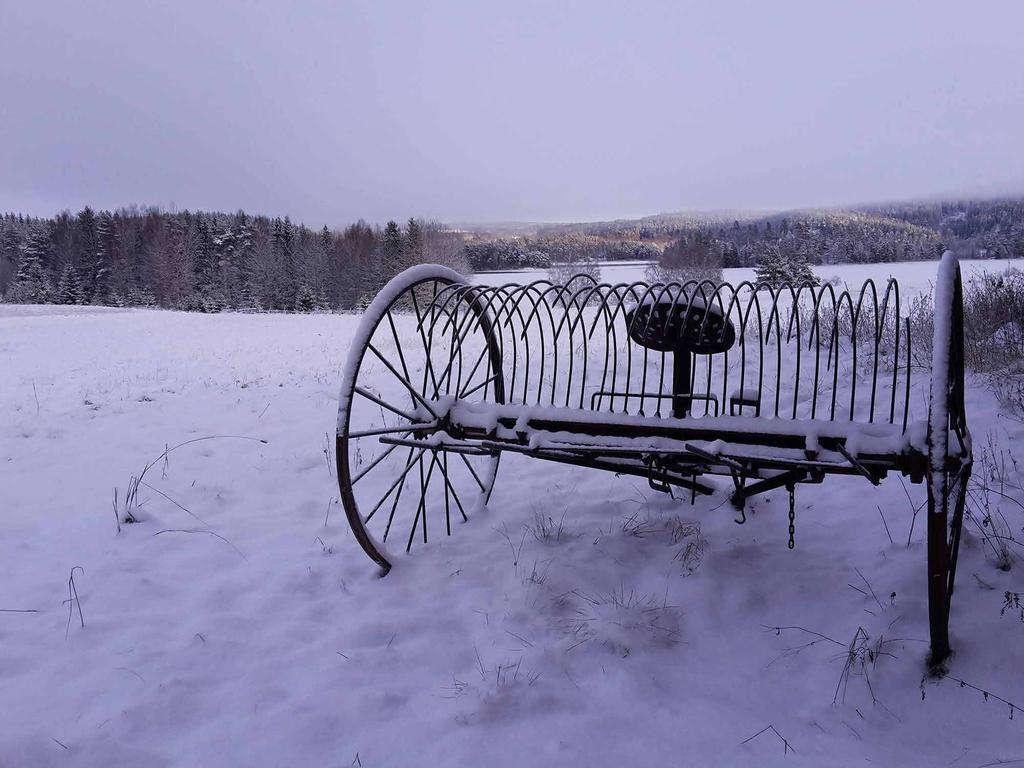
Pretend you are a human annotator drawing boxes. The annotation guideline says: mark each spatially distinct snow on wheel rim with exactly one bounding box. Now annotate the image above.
[336,264,505,572]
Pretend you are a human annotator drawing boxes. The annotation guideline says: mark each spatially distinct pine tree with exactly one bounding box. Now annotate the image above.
[56,263,85,304]
[754,247,787,288]
[93,211,116,303]
[789,252,819,286]
[192,217,226,310]
[380,220,403,282]
[271,217,297,309]
[74,207,97,300]
[1,220,21,295]
[405,218,422,267]
[295,282,316,312]
[9,227,53,303]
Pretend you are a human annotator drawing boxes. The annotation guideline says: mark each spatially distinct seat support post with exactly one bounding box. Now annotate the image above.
[672,349,692,418]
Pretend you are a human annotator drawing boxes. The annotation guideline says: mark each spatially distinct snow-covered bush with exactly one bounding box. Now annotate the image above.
[547,257,601,299]
[908,267,1024,416]
[646,234,722,285]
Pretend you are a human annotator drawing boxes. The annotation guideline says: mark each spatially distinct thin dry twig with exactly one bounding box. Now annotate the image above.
[740,724,796,755]
[151,529,248,561]
[65,566,85,639]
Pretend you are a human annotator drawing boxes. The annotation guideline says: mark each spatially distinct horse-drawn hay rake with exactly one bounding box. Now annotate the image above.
[336,255,972,664]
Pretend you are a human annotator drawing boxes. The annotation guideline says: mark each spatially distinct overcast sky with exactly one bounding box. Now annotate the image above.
[2,1,1022,226]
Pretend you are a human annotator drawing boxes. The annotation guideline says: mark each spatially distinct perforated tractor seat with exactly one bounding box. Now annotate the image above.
[626,297,736,354]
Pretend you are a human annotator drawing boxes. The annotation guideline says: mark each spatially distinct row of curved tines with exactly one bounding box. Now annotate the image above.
[416,275,914,429]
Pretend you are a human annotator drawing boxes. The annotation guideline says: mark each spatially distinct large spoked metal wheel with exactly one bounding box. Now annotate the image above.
[925,253,971,666]
[336,265,506,573]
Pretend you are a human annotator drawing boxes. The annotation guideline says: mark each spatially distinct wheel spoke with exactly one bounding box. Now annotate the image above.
[365,447,425,524]
[354,386,419,423]
[460,371,500,400]
[458,452,487,492]
[366,343,440,418]
[440,452,469,528]
[406,452,438,552]
[386,311,413,384]
[346,422,435,440]
[350,442,398,486]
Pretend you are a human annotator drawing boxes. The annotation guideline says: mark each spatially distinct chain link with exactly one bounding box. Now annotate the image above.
[788,485,796,549]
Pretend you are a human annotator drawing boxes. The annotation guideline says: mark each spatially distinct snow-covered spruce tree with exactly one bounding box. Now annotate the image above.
[380,220,404,280]
[754,246,787,287]
[1,220,23,296]
[92,210,116,304]
[295,282,317,312]
[56,263,85,305]
[271,217,297,309]
[73,207,97,301]
[8,226,54,303]
[788,251,819,286]
[404,218,423,268]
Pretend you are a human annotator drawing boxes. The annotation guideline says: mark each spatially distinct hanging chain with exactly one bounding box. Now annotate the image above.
[787,485,796,550]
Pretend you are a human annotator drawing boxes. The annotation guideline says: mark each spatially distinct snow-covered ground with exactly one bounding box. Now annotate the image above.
[2,259,1023,767]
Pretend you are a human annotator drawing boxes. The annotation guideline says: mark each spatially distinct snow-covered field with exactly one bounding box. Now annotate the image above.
[2,259,1024,767]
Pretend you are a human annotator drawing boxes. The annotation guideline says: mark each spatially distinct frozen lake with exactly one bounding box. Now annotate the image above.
[474,257,1024,296]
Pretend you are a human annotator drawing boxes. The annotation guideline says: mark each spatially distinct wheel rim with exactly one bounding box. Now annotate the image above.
[337,273,505,571]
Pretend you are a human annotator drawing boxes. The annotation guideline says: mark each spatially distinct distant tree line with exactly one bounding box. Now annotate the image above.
[464,234,660,272]
[3,198,1022,310]
[470,198,1024,271]
[0,208,467,310]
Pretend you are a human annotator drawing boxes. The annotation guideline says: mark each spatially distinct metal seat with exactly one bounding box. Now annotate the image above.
[626,296,736,354]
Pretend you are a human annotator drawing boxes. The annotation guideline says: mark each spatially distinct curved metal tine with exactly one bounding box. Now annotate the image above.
[419,286,460,397]
[847,279,880,421]
[423,284,481,396]
[830,294,848,421]
[557,282,611,409]
[807,282,838,420]
[477,283,531,404]
[589,283,639,412]
[579,281,646,412]
[689,279,729,417]
[507,281,558,405]
[523,275,601,408]
[443,286,495,395]
[518,282,572,406]
[552,278,600,408]
[880,278,902,425]
[354,385,420,423]
[903,316,912,433]
[847,278,880,421]
[618,281,672,413]
[759,282,785,418]
[366,343,441,419]
[429,284,505,401]
[782,281,807,419]
[409,287,442,399]
[719,280,761,417]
